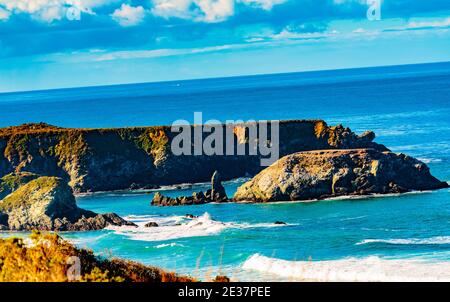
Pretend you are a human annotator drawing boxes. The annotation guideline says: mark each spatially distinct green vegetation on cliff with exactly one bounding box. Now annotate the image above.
[0,177,65,211]
[0,121,388,193]
[0,172,39,200]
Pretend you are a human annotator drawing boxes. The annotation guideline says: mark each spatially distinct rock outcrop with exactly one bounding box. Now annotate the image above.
[0,121,387,193]
[0,176,136,231]
[210,171,227,202]
[233,149,449,202]
[0,172,39,200]
[151,170,229,206]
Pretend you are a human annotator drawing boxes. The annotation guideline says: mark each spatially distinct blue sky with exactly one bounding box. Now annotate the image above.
[0,0,449,92]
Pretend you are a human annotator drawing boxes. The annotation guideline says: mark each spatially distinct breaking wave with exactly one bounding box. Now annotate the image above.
[356,236,450,246]
[106,212,291,242]
[242,254,450,281]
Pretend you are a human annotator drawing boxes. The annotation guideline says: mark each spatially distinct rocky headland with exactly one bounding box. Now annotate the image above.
[233,149,449,202]
[0,120,386,193]
[0,120,447,213]
[0,174,135,231]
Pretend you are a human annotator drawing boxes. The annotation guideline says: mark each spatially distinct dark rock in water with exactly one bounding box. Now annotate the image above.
[185,214,197,219]
[0,176,136,231]
[151,192,178,206]
[151,171,230,206]
[211,171,228,202]
[144,222,159,227]
[274,221,287,225]
[234,149,449,203]
[60,213,136,231]
[192,191,206,203]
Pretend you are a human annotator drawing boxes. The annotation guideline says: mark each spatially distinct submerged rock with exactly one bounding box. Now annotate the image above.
[0,176,136,231]
[151,171,229,206]
[145,222,159,227]
[233,149,449,202]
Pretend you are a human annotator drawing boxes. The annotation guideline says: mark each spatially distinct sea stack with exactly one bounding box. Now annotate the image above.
[233,149,449,203]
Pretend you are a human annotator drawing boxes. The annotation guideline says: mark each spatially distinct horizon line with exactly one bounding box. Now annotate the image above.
[1,60,450,95]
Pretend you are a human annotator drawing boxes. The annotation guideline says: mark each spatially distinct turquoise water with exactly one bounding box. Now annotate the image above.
[1,62,450,281]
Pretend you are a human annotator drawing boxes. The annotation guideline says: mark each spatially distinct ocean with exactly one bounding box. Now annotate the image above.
[1,62,450,281]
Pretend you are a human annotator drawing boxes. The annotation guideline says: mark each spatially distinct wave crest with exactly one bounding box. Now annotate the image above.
[356,236,450,246]
[242,254,450,281]
[106,212,290,242]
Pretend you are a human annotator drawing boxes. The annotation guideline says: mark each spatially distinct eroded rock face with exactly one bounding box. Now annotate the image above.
[233,149,449,202]
[0,176,136,231]
[0,121,387,193]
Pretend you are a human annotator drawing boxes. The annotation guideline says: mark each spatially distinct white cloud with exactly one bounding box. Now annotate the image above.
[196,0,234,22]
[151,0,193,20]
[111,4,146,26]
[0,7,10,20]
[38,44,250,63]
[239,0,286,11]
[151,0,284,23]
[270,29,336,40]
[407,17,450,29]
[0,0,115,22]
[353,27,366,33]
[152,0,234,23]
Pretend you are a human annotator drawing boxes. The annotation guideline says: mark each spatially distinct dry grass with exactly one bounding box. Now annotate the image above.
[0,231,196,282]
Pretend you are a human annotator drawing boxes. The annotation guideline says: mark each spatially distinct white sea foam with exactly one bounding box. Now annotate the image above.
[106,212,290,242]
[256,190,434,205]
[416,157,443,164]
[154,243,184,249]
[242,254,450,281]
[356,236,450,246]
[339,215,367,221]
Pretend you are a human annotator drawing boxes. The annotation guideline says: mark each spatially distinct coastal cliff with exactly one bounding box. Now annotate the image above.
[0,121,386,193]
[233,149,449,202]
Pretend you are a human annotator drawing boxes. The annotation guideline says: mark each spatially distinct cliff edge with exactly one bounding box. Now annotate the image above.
[0,120,387,193]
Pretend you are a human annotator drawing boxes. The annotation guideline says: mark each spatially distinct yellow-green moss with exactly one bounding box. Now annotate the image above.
[0,177,60,212]
[0,172,39,200]
[136,128,169,156]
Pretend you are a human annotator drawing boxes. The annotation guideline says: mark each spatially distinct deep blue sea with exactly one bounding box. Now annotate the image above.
[1,62,450,281]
